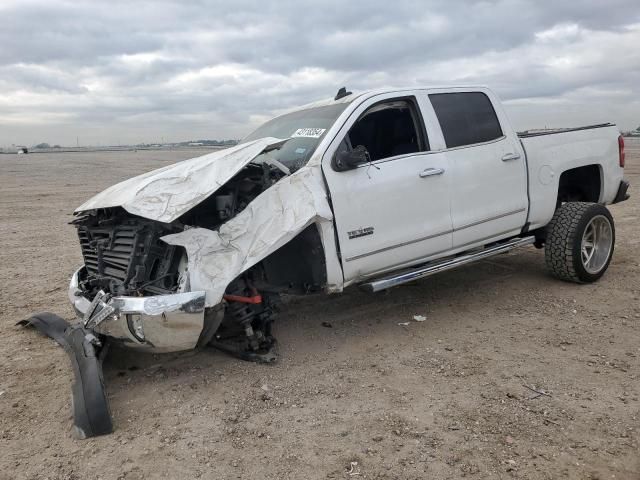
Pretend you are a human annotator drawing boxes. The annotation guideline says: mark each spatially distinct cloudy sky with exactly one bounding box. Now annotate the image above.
[1,0,639,147]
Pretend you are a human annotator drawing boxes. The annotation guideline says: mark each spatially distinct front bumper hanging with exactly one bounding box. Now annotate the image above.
[18,313,113,438]
[68,267,207,353]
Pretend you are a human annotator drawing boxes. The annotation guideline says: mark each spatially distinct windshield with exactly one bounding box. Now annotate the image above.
[242,103,349,172]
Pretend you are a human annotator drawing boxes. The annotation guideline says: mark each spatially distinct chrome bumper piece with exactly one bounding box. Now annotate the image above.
[68,268,206,352]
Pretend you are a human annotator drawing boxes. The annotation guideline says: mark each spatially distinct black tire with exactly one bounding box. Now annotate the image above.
[544,202,615,283]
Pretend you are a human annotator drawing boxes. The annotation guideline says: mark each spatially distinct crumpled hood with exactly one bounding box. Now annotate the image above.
[74,137,284,223]
[162,165,334,307]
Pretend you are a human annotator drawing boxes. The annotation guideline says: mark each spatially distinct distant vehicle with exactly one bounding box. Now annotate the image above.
[67,86,629,362]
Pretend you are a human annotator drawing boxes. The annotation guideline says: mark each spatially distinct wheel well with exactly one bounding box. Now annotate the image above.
[557,165,601,206]
[255,224,327,294]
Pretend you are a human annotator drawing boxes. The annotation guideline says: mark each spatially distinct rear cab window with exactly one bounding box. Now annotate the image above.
[429,92,503,148]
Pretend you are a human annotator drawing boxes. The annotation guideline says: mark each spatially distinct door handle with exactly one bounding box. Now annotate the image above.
[419,167,445,178]
[502,153,521,162]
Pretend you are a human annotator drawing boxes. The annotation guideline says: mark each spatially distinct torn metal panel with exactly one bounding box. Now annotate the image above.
[162,165,334,306]
[74,137,284,223]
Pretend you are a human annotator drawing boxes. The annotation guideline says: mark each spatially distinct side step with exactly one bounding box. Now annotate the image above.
[360,236,535,292]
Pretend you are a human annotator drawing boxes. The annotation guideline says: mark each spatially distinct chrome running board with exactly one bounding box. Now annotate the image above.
[360,236,535,292]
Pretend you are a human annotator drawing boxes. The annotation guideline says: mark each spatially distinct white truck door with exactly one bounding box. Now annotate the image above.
[427,90,528,248]
[322,94,453,282]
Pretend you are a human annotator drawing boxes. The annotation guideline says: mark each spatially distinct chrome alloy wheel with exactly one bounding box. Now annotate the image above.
[580,215,613,274]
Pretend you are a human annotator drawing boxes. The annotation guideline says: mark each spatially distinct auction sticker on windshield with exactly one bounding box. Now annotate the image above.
[292,128,326,138]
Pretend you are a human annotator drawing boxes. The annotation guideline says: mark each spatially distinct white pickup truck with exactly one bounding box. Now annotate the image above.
[67,86,629,361]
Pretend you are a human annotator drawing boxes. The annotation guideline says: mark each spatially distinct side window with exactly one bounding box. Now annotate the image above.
[346,98,428,162]
[429,92,503,148]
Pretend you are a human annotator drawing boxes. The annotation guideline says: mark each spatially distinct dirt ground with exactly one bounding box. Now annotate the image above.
[1,140,638,480]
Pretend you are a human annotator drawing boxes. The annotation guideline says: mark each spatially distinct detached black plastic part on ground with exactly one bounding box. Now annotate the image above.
[17,313,113,439]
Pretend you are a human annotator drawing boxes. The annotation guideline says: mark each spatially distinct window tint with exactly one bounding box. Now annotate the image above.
[429,92,503,148]
[346,99,428,161]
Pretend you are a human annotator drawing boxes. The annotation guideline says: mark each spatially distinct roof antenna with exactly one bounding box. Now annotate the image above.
[334,87,352,100]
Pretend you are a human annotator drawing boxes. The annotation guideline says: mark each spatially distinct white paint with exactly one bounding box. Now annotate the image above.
[320,86,623,284]
[538,165,554,185]
[321,90,453,281]
[419,87,529,248]
[521,126,623,230]
[75,137,285,223]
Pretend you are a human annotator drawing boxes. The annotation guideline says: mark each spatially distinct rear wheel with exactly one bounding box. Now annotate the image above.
[545,202,615,283]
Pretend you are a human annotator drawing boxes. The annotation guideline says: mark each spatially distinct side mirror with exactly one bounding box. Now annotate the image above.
[332,145,371,171]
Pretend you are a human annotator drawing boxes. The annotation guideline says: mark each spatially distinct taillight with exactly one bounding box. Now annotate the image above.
[618,135,625,168]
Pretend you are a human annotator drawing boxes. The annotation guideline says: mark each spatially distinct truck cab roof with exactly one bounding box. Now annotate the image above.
[285,85,494,116]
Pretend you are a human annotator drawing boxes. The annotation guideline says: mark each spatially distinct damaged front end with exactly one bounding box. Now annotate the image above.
[21,104,348,438]
[69,207,209,352]
[68,267,209,352]
[69,155,291,357]
[61,110,345,360]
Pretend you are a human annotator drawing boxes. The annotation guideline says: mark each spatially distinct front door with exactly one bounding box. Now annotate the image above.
[322,94,453,282]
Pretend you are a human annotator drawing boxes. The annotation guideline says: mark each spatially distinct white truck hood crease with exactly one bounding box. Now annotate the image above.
[74,137,284,223]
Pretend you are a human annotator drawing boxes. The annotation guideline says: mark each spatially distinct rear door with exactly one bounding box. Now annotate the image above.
[427,90,528,248]
[322,92,453,282]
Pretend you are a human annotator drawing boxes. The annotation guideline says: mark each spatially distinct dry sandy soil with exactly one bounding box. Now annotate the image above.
[1,140,639,480]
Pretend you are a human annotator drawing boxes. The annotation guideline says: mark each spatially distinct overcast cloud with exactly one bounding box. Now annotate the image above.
[0,0,638,146]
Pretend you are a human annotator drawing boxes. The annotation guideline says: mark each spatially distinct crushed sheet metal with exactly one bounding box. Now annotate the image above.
[74,137,285,223]
[162,166,333,306]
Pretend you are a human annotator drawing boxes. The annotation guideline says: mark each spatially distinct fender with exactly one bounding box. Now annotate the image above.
[162,165,344,307]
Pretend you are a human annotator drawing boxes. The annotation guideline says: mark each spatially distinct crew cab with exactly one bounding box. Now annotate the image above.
[68,86,629,361]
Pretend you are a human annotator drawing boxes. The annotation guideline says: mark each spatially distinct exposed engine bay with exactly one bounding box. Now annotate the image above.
[71,161,327,362]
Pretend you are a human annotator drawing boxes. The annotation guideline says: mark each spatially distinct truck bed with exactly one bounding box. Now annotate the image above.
[518,122,623,231]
